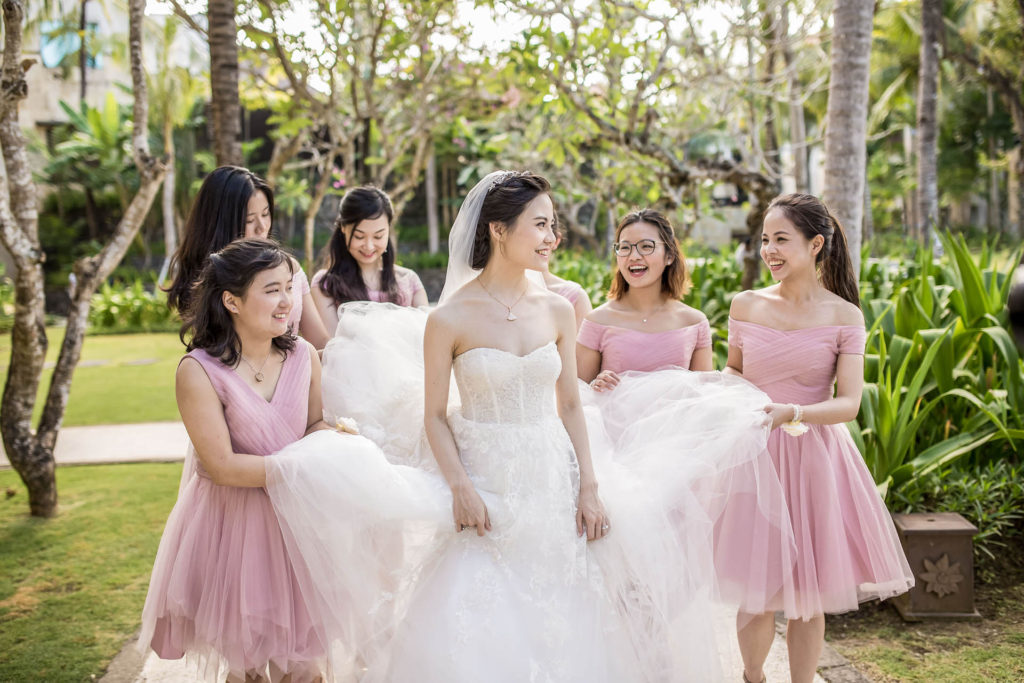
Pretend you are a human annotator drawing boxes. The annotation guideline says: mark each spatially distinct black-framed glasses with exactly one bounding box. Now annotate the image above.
[612,239,665,257]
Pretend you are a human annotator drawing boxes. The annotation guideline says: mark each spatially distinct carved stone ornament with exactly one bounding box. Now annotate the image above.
[920,553,964,598]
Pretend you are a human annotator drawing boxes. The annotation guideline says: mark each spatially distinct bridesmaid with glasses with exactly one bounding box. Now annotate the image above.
[577,209,712,390]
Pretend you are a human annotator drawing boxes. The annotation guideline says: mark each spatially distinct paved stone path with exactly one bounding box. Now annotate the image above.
[0,421,868,681]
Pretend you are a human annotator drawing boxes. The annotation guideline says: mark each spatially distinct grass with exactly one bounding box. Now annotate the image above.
[0,463,181,681]
[827,559,1024,682]
[0,328,183,426]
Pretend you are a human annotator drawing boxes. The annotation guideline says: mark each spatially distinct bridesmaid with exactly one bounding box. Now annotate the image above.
[166,165,331,349]
[726,194,913,683]
[311,186,428,333]
[541,222,592,329]
[140,239,332,682]
[577,208,712,390]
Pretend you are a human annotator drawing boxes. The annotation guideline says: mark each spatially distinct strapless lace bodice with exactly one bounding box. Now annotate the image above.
[453,342,561,425]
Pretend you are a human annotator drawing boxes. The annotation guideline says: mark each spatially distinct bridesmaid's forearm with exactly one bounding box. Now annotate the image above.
[796,396,861,426]
[203,452,268,488]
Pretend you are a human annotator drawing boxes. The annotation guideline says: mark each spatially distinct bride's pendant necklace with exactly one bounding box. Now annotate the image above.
[478,278,528,322]
[240,350,273,382]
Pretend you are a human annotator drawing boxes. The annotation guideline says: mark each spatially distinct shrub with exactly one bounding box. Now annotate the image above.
[88,280,178,334]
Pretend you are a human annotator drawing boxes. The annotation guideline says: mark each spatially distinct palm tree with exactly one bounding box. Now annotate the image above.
[208,0,242,166]
[917,0,942,252]
[822,0,875,273]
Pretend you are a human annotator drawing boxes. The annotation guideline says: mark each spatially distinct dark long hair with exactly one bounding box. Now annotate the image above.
[318,186,397,304]
[765,193,860,307]
[608,209,691,300]
[166,166,274,313]
[472,172,552,269]
[181,239,296,367]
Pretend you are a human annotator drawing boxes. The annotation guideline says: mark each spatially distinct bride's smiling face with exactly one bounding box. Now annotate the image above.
[491,193,556,271]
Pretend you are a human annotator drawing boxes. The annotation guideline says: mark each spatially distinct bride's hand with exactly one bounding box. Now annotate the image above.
[452,481,491,536]
[576,484,609,541]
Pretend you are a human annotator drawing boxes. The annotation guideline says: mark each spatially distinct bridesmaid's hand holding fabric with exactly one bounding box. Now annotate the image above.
[764,402,796,431]
[589,370,621,393]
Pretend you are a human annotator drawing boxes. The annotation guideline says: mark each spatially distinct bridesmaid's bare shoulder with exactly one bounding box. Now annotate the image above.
[728,286,776,321]
[820,291,864,327]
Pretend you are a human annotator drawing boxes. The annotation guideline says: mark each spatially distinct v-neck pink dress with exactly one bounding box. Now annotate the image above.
[728,318,914,617]
[139,343,323,681]
[577,317,711,372]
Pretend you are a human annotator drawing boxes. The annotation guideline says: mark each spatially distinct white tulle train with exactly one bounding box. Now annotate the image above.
[266,302,794,682]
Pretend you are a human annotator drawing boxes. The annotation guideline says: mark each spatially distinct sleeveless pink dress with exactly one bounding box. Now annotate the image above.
[728,318,914,616]
[138,344,323,681]
[548,279,587,306]
[286,266,312,332]
[311,267,424,307]
[577,318,711,372]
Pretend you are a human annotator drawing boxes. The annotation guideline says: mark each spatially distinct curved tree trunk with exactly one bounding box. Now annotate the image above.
[917,0,942,252]
[822,0,875,275]
[0,0,165,517]
[208,0,242,166]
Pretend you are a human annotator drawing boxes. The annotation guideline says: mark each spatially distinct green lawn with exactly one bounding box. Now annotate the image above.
[0,329,183,426]
[0,463,181,681]
[827,565,1024,682]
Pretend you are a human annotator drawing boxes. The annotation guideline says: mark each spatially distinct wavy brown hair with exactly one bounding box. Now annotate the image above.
[608,209,691,300]
[765,193,860,307]
[181,239,296,367]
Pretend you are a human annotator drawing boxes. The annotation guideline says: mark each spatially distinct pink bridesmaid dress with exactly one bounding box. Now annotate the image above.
[311,267,425,307]
[728,318,914,617]
[577,317,711,372]
[548,279,587,307]
[138,343,323,681]
[287,265,311,331]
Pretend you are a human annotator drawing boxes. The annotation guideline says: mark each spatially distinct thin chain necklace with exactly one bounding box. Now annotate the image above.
[634,301,667,324]
[240,349,273,383]
[477,277,528,322]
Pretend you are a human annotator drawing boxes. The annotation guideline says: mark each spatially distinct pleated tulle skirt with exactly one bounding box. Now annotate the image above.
[759,423,914,617]
[138,474,324,681]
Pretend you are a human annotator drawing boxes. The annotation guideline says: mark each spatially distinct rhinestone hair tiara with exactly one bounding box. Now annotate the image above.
[487,171,519,193]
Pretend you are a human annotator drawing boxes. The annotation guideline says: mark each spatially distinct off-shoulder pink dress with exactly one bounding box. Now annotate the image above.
[577,317,711,372]
[728,318,914,617]
[138,344,322,681]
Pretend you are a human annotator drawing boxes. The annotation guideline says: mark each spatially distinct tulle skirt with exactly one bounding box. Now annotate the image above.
[138,473,324,682]
[761,423,915,617]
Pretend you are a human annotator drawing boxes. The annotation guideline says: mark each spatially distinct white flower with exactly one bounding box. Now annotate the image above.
[780,420,809,437]
[335,417,360,435]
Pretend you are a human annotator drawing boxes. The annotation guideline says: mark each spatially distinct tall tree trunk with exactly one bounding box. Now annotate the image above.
[917,0,941,252]
[0,0,165,517]
[781,2,809,193]
[208,0,242,166]
[78,0,88,102]
[158,115,176,285]
[303,157,334,271]
[822,0,874,275]
[426,144,439,254]
[987,87,1003,233]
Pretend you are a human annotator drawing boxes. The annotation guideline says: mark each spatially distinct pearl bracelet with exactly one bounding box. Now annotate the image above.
[791,403,803,423]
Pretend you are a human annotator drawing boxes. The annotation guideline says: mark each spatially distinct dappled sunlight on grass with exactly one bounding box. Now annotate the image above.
[0,463,181,681]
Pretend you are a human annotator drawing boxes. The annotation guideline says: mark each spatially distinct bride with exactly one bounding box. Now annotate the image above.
[267,171,787,682]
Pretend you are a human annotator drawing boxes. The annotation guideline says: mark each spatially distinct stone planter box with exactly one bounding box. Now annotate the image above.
[892,512,981,621]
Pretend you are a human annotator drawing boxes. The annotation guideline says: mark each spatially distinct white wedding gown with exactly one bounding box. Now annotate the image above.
[266,303,792,682]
